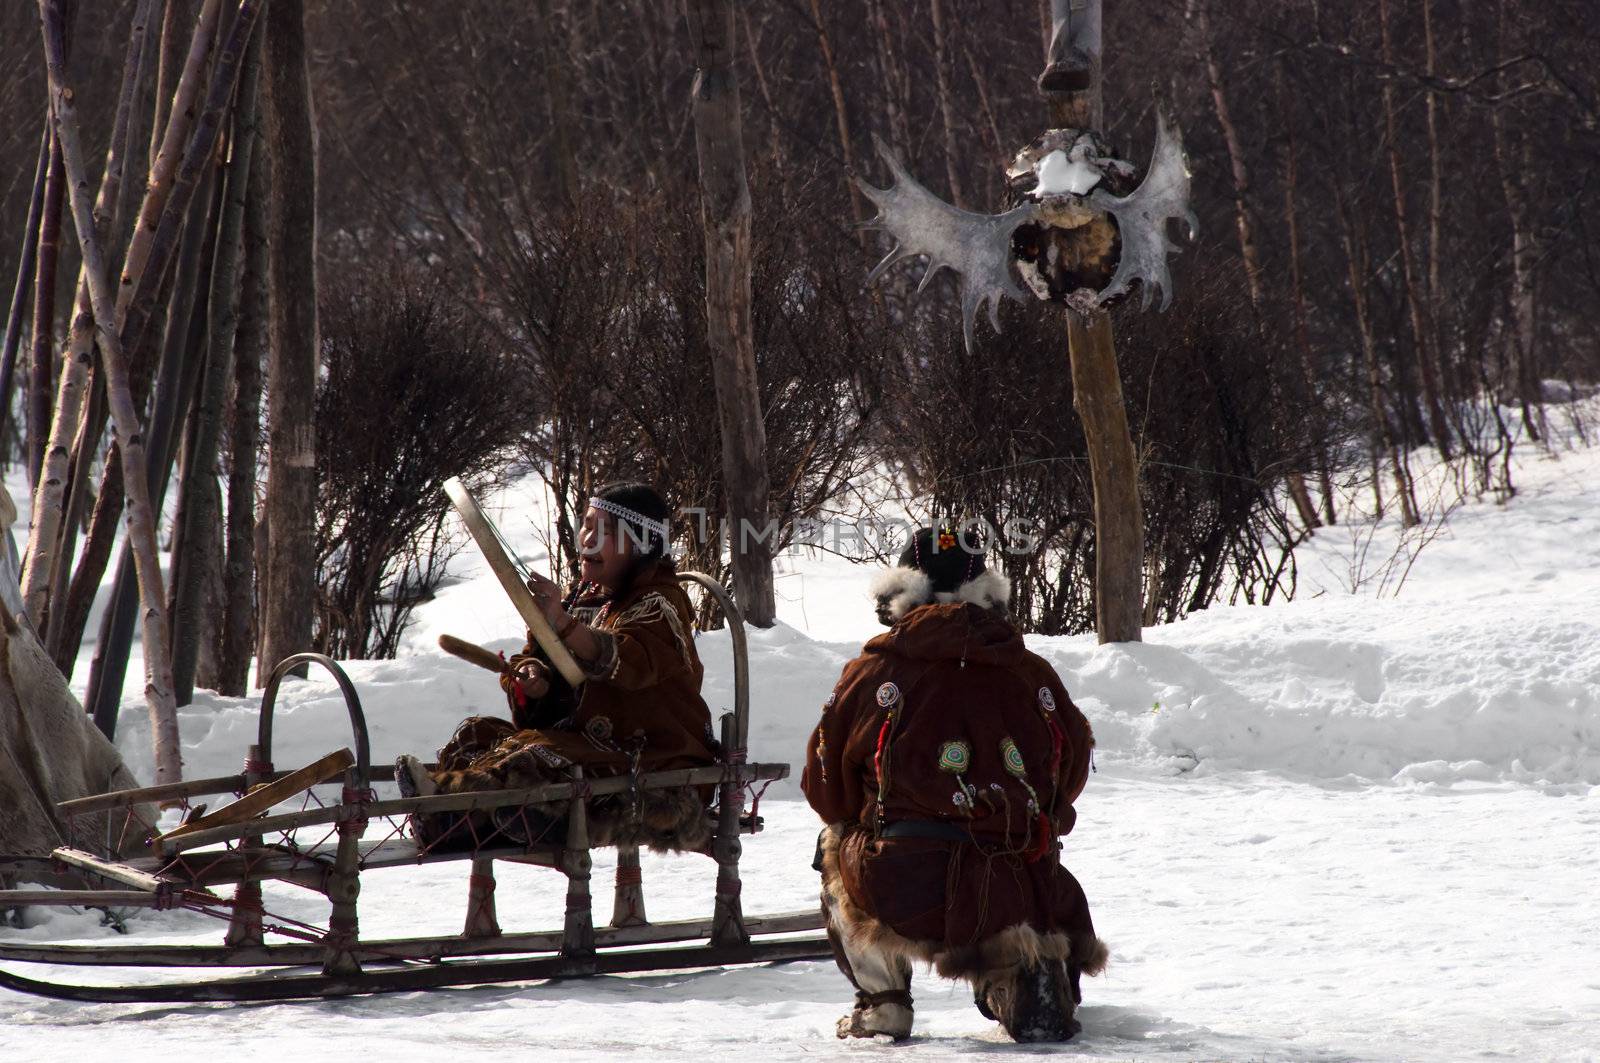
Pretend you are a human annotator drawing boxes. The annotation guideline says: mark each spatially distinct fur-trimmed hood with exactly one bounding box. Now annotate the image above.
[870,566,1011,623]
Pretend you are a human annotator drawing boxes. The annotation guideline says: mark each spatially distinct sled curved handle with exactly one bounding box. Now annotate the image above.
[258,653,371,792]
[675,571,748,754]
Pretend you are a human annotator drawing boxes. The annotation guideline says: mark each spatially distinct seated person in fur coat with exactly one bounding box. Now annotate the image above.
[802,527,1106,1043]
[397,483,716,852]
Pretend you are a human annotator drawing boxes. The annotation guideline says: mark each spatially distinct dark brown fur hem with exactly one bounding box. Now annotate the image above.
[819,825,1108,983]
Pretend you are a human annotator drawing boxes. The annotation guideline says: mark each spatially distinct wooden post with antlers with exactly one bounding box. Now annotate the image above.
[1042,0,1143,644]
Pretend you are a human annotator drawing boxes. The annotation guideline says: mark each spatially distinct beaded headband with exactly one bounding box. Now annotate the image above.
[589,496,670,544]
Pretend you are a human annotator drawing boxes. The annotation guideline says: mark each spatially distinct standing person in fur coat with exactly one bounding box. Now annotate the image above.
[396,483,717,853]
[802,527,1106,1043]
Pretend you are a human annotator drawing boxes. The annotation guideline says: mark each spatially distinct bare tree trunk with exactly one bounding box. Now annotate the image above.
[172,21,262,704]
[53,448,119,677]
[805,0,868,230]
[1378,0,1452,461]
[189,472,227,690]
[1423,0,1446,396]
[533,0,579,209]
[684,0,776,628]
[1489,0,1540,439]
[928,0,967,209]
[149,0,186,173]
[85,140,221,739]
[258,0,319,682]
[0,131,49,473]
[1192,0,1266,313]
[218,143,265,696]
[49,0,228,658]
[961,38,1007,177]
[1044,0,1140,643]
[865,0,911,152]
[27,133,65,491]
[80,0,262,738]
[739,7,789,194]
[116,0,235,374]
[44,375,101,669]
[1192,1,1319,530]
[24,0,158,632]
[1336,192,1419,528]
[1279,65,1335,526]
[38,0,182,784]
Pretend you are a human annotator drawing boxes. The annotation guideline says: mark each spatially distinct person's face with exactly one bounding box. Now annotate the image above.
[578,506,633,589]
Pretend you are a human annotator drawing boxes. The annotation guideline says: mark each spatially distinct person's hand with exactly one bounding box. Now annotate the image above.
[511,657,551,699]
[525,571,567,628]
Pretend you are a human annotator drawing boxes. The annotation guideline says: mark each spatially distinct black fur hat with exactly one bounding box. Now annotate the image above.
[871,525,1010,624]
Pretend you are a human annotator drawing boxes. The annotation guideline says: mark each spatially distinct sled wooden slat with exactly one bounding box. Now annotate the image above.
[0,856,62,876]
[0,890,165,908]
[158,839,562,889]
[49,848,167,893]
[156,749,354,848]
[159,762,790,855]
[56,763,412,819]
[57,774,250,816]
[0,934,834,1003]
[0,908,829,968]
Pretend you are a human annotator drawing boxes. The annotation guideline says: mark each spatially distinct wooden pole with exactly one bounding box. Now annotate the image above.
[0,130,49,469]
[683,0,776,628]
[47,0,231,679]
[218,143,266,697]
[26,132,65,492]
[23,0,159,631]
[172,21,264,705]
[1041,0,1142,643]
[37,0,183,784]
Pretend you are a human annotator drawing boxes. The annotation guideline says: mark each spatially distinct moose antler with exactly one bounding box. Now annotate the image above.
[1085,111,1198,310]
[856,136,1036,352]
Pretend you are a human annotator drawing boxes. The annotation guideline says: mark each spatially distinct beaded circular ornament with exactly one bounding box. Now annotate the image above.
[937,740,972,774]
[999,736,1027,777]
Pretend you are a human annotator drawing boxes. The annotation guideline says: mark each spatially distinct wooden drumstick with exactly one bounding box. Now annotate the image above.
[437,633,511,675]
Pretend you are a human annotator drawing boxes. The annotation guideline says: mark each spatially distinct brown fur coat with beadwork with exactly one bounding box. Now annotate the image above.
[425,560,718,851]
[802,601,1102,966]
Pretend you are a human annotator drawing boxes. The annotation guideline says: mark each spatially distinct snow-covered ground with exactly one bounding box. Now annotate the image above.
[3,408,1598,1061]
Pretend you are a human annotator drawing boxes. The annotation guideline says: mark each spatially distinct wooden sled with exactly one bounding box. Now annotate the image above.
[0,571,829,1003]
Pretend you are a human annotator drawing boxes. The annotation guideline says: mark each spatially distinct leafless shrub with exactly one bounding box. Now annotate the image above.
[890,263,1317,635]
[313,269,523,658]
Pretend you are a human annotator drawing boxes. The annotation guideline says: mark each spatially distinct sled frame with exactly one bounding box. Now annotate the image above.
[0,572,830,1003]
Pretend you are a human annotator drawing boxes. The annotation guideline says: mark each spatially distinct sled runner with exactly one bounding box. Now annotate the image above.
[0,571,829,1003]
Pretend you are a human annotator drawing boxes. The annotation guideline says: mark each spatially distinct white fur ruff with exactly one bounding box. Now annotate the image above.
[870,566,1012,621]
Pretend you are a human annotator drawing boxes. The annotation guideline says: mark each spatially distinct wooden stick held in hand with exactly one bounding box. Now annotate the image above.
[442,477,586,687]
[437,633,509,675]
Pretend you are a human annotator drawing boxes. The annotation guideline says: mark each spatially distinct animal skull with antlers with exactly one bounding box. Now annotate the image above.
[858,112,1198,352]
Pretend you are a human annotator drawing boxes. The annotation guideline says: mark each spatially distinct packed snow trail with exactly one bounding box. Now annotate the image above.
[3,786,1596,1062]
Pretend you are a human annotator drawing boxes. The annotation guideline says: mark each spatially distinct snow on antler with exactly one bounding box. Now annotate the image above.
[857,135,1036,352]
[1086,110,1199,311]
